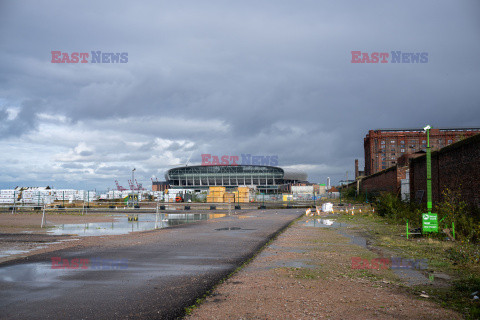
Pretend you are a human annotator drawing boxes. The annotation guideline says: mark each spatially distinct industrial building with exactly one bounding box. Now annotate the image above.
[0,188,97,205]
[163,165,308,193]
[364,128,480,176]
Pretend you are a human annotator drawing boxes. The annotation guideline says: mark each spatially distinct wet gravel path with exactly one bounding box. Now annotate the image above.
[186,215,462,319]
[0,209,302,319]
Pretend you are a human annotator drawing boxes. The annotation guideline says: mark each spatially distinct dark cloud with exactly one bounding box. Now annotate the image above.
[0,99,41,137]
[0,0,479,189]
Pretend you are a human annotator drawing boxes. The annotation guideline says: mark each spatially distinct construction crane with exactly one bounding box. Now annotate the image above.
[135,179,145,191]
[115,180,127,191]
[128,180,135,190]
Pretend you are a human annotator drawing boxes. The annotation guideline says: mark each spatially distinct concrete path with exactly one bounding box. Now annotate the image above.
[0,209,302,319]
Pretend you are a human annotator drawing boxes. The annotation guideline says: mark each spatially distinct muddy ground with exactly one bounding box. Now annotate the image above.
[0,212,119,262]
[0,210,302,319]
[186,215,462,319]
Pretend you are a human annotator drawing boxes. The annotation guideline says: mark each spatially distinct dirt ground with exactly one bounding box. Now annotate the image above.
[0,212,116,232]
[0,212,147,264]
[186,215,462,319]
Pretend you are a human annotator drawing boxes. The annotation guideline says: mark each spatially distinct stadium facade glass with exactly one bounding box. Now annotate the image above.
[165,165,295,191]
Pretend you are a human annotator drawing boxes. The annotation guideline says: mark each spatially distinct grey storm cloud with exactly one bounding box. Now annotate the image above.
[0,0,479,189]
[0,99,42,137]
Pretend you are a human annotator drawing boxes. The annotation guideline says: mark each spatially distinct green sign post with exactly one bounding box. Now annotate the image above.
[422,213,438,232]
[422,125,438,233]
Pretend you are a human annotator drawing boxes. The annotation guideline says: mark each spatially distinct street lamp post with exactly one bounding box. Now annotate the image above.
[422,125,438,234]
[132,168,136,190]
[131,168,136,208]
[425,127,432,214]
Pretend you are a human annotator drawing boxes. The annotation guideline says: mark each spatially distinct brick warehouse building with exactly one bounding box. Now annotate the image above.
[409,134,480,208]
[364,128,480,176]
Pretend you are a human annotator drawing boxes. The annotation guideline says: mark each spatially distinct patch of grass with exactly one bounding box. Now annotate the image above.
[416,275,480,320]
[184,297,206,316]
[341,269,383,281]
[294,267,325,280]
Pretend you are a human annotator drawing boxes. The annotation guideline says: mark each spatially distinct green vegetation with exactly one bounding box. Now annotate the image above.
[336,190,480,319]
[286,267,325,280]
[375,193,422,224]
[341,186,480,243]
[435,188,480,243]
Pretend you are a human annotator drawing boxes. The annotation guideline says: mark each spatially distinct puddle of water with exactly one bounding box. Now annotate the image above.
[392,268,430,286]
[0,249,31,258]
[302,219,342,228]
[0,262,72,283]
[313,217,431,287]
[214,227,256,231]
[0,240,81,259]
[338,230,368,248]
[48,213,226,237]
[0,259,229,307]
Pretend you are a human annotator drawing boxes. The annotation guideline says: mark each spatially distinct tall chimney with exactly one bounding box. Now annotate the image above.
[355,159,359,179]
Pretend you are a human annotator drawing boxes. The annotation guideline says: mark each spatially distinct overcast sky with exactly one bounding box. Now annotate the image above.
[1,0,479,191]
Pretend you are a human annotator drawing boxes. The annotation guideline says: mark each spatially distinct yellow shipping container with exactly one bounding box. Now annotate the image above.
[209,186,226,192]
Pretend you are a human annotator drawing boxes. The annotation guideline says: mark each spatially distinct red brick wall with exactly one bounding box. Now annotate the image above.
[359,166,407,194]
[410,134,480,208]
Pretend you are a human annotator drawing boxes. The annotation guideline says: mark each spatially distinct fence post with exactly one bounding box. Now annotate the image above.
[155,203,159,229]
[41,204,46,228]
[406,220,409,240]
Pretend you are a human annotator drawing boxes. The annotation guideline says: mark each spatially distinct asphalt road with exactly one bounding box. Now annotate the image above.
[0,209,302,319]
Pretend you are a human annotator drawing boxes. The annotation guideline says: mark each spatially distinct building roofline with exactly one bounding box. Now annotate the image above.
[167,164,284,171]
[370,127,480,132]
